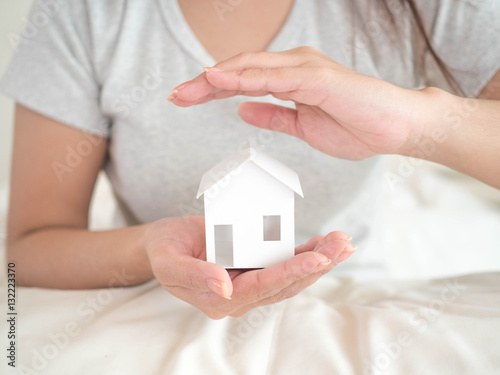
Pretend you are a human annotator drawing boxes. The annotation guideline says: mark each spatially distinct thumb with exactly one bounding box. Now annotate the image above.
[156,255,233,299]
[238,102,303,140]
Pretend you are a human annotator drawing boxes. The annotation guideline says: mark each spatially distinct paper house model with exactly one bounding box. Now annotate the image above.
[197,144,303,268]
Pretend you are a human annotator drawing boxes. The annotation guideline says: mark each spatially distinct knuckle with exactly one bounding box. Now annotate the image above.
[254,271,275,300]
[265,294,281,305]
[269,106,286,131]
[287,256,315,278]
[234,51,256,64]
[288,260,309,279]
[297,46,319,54]
[256,288,275,301]
[275,287,300,302]
[328,231,351,241]
[184,272,199,290]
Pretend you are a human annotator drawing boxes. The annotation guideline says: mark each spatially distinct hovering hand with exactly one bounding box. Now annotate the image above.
[169,46,428,160]
[144,216,355,319]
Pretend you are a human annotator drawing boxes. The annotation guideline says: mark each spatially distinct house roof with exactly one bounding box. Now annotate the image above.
[197,143,303,198]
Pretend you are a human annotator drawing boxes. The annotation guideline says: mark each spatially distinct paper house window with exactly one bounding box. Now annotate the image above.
[263,215,280,241]
[197,143,303,268]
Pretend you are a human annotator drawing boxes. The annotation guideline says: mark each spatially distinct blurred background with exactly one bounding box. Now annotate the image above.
[1,0,499,279]
[0,0,34,243]
[0,0,117,242]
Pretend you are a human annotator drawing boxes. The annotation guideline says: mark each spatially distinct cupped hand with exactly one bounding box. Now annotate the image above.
[169,46,427,160]
[144,216,355,319]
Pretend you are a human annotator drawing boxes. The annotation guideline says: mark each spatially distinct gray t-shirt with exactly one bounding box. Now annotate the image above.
[2,0,500,278]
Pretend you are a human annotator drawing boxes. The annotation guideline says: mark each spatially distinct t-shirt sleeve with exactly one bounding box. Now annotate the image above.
[0,0,110,137]
[416,0,500,98]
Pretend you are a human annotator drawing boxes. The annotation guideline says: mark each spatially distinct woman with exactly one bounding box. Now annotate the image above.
[1,0,499,319]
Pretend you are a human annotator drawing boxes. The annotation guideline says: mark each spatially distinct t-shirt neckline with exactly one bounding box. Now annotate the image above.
[157,0,306,66]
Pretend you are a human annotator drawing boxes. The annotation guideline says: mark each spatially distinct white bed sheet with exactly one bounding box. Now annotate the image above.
[2,272,499,375]
[1,156,500,374]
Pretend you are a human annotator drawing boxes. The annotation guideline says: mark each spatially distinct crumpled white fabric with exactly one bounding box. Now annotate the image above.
[2,158,500,375]
[1,271,499,375]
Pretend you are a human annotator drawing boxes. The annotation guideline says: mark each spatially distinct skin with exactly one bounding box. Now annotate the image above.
[178,0,295,61]
[170,48,500,189]
[8,104,354,319]
[6,0,353,319]
[6,1,500,319]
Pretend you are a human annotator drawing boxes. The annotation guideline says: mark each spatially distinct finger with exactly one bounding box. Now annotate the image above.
[230,233,354,316]
[238,102,338,150]
[230,252,340,317]
[316,230,352,242]
[171,88,272,107]
[230,271,324,317]
[226,231,352,304]
[230,250,331,306]
[174,66,331,106]
[166,231,354,319]
[149,219,234,299]
[211,47,324,72]
[167,258,325,320]
[168,47,341,106]
[294,235,324,255]
[205,67,329,101]
[164,284,234,320]
[294,231,351,255]
[313,231,357,264]
[159,255,234,299]
[169,46,312,104]
[237,102,301,138]
[169,73,216,104]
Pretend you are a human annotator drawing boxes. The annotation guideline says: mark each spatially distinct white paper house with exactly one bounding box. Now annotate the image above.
[197,144,303,268]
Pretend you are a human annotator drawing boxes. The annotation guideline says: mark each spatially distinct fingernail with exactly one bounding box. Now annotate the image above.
[346,236,353,242]
[167,93,177,102]
[335,246,357,263]
[203,67,224,73]
[310,256,331,273]
[171,80,192,93]
[207,278,231,300]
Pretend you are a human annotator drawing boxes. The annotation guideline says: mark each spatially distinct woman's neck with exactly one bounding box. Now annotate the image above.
[178,0,295,62]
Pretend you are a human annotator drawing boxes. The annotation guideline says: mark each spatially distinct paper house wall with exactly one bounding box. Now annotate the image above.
[197,144,303,268]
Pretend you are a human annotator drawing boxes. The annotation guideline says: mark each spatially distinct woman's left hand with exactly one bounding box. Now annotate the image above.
[168,46,434,160]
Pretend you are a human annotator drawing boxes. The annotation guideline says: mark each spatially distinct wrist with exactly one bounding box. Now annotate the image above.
[126,223,154,284]
[398,86,460,162]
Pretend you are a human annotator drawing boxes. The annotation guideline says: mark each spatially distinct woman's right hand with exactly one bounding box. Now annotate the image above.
[144,216,355,319]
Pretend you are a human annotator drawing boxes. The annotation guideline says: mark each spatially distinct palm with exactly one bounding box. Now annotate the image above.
[170,47,417,161]
[146,216,354,318]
